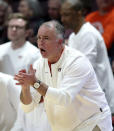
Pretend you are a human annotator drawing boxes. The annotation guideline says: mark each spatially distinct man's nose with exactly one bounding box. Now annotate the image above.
[38,41,44,46]
[37,39,45,47]
[40,38,44,42]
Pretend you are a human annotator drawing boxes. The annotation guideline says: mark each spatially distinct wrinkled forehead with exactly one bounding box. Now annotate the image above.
[38,24,55,36]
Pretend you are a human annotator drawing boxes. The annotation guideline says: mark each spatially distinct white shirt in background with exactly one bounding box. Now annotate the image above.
[0,72,21,131]
[68,22,114,114]
[0,41,41,75]
[11,88,51,131]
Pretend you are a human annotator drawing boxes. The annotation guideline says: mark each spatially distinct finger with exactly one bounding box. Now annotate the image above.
[14,75,24,81]
[29,64,35,74]
[14,76,19,81]
[14,76,25,83]
[15,78,25,84]
[14,74,24,77]
[15,82,24,85]
[18,72,27,78]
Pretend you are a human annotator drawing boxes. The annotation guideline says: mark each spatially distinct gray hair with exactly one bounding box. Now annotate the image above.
[41,20,65,40]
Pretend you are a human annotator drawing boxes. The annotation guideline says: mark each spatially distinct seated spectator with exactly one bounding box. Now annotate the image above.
[18,0,45,46]
[48,0,61,22]
[0,13,41,75]
[48,0,73,43]
[86,0,114,66]
[0,1,12,44]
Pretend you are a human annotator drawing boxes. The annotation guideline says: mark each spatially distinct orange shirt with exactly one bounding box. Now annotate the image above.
[86,7,114,50]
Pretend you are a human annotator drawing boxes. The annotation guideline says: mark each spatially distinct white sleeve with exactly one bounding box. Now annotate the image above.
[45,57,93,106]
[77,32,97,69]
[8,78,21,111]
[20,87,41,113]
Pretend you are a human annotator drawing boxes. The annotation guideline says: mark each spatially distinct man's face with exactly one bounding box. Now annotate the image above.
[18,0,31,17]
[37,25,60,61]
[60,2,79,29]
[8,18,26,41]
[48,0,61,20]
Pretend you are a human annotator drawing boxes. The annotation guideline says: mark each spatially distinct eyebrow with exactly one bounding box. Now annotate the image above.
[37,36,49,38]
[43,36,49,38]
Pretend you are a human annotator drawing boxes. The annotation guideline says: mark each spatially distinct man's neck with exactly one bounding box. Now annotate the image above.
[74,18,85,34]
[48,45,65,64]
[11,39,26,50]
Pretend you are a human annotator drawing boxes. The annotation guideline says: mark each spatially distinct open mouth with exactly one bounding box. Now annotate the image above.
[40,48,45,52]
[40,48,46,55]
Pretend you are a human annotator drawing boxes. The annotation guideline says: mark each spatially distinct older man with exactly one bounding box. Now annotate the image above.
[15,21,112,131]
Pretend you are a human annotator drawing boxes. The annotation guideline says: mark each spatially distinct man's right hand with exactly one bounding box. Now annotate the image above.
[14,64,37,89]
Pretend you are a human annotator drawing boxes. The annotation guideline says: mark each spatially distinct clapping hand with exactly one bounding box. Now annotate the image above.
[14,64,37,89]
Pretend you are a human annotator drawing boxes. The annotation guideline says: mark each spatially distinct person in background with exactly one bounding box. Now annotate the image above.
[15,20,112,131]
[0,0,12,45]
[86,0,114,50]
[0,13,40,75]
[0,72,21,131]
[11,102,51,131]
[18,0,45,46]
[60,0,114,125]
[48,0,73,44]
[48,0,61,22]
[86,0,114,72]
